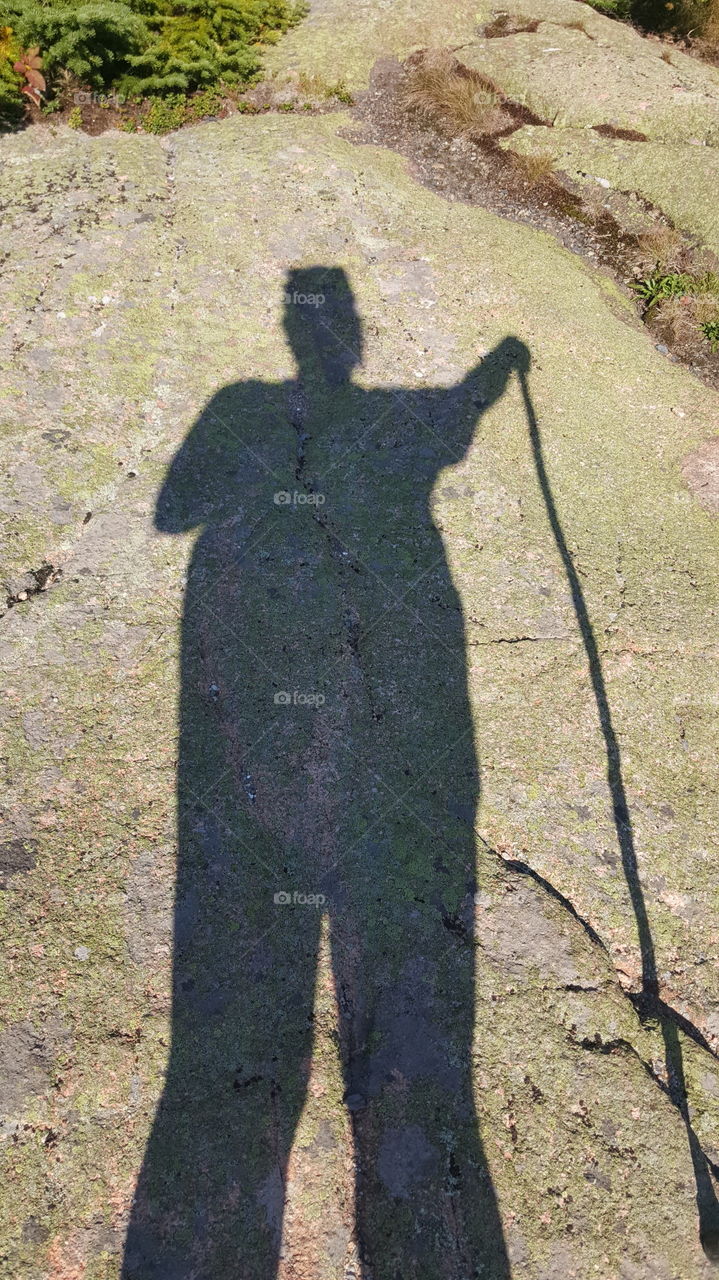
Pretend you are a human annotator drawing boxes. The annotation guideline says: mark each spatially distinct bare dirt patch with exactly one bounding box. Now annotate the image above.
[349,54,638,272]
[681,437,719,513]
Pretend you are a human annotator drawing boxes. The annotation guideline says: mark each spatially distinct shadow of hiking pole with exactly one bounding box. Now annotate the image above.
[517,365,719,1263]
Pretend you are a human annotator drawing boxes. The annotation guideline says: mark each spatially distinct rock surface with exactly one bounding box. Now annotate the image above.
[1,2,719,1278]
[502,126,719,257]
[469,0,719,144]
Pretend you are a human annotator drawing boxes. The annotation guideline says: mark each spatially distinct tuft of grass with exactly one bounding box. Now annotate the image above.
[512,149,555,184]
[297,71,353,103]
[656,291,719,347]
[401,50,508,137]
[636,226,684,270]
[66,103,81,129]
[693,290,719,336]
[484,14,540,36]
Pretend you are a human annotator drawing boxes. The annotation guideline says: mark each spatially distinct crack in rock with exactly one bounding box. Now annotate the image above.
[3,561,62,613]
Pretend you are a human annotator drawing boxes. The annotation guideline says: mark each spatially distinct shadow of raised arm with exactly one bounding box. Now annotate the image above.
[424,335,531,463]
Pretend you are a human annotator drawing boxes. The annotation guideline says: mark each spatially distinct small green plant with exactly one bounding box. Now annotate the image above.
[1,3,147,97]
[40,90,61,112]
[633,271,698,309]
[142,92,186,134]
[633,270,719,310]
[67,102,81,127]
[184,86,222,123]
[701,319,719,350]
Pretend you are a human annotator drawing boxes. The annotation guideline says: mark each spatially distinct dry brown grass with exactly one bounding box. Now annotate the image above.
[700,0,719,39]
[297,71,329,96]
[484,14,540,36]
[562,18,592,36]
[401,51,512,137]
[636,225,684,269]
[511,149,555,184]
[656,291,719,343]
[296,71,348,100]
[695,293,719,325]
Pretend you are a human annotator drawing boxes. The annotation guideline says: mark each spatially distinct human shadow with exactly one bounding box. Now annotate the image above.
[123,268,526,1279]
[519,373,719,1263]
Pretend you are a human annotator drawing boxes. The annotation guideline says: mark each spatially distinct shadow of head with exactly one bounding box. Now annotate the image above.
[283,266,363,387]
[282,268,531,400]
